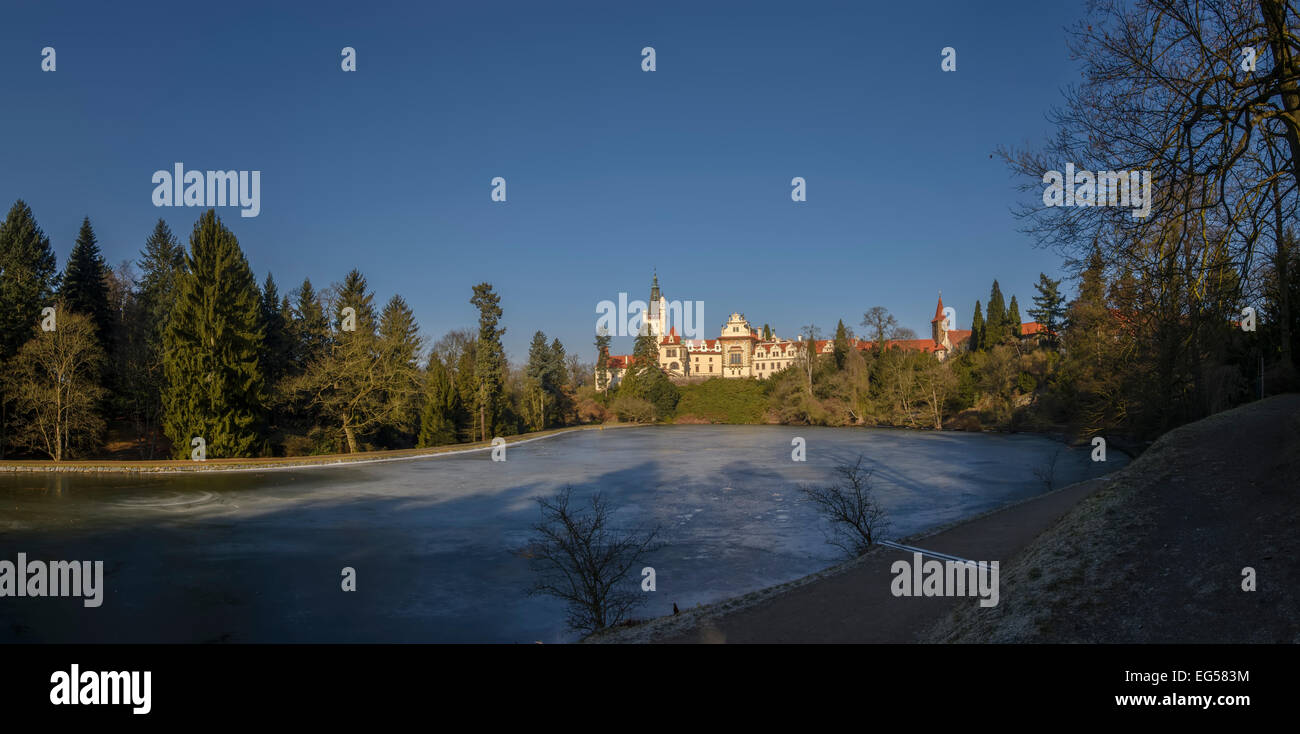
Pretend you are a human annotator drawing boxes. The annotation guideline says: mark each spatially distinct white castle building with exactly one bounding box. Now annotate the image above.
[597,274,1040,390]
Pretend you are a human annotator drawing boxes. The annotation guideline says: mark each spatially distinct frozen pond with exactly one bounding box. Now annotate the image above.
[0,425,1125,643]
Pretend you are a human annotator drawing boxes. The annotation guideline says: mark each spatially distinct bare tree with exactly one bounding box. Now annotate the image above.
[801,455,890,557]
[8,307,105,460]
[526,488,662,635]
[861,306,898,347]
[1033,446,1065,491]
[917,356,958,429]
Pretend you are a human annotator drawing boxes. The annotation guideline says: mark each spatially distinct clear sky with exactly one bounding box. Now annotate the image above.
[0,0,1086,361]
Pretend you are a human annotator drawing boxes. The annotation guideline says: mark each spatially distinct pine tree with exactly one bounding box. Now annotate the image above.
[986,280,1007,348]
[833,319,849,370]
[1029,273,1066,348]
[60,217,113,351]
[161,210,266,458]
[0,200,58,360]
[470,283,506,441]
[970,300,984,352]
[1007,295,1022,343]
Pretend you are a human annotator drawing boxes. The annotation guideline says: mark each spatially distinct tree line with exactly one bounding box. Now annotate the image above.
[0,202,593,460]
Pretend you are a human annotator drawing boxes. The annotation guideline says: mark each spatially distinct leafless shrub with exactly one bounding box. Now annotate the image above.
[526,488,661,635]
[801,454,889,557]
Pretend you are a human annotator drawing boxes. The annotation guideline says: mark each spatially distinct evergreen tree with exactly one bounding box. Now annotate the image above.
[291,278,329,371]
[524,331,554,430]
[260,273,291,389]
[376,294,424,447]
[335,269,376,333]
[137,218,186,344]
[1029,273,1066,349]
[970,300,984,352]
[594,329,612,393]
[418,355,459,447]
[128,218,186,458]
[60,217,113,351]
[833,319,849,370]
[0,200,57,360]
[0,200,58,457]
[454,345,478,439]
[161,210,266,458]
[470,283,506,441]
[1007,295,1022,343]
[986,280,1007,348]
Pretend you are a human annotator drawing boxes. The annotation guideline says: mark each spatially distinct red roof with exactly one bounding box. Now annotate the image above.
[931,294,945,323]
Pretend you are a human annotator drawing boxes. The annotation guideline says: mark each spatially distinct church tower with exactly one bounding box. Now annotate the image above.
[648,271,667,337]
[931,292,948,346]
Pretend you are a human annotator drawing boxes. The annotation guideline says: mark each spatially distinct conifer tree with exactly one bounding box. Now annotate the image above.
[1007,295,1022,343]
[986,280,1007,348]
[60,217,113,351]
[833,319,849,370]
[970,300,984,352]
[138,219,186,343]
[418,355,459,447]
[0,200,57,360]
[470,283,506,441]
[291,278,329,371]
[162,210,266,458]
[1029,273,1065,349]
[377,294,424,447]
[260,273,291,389]
[594,329,612,394]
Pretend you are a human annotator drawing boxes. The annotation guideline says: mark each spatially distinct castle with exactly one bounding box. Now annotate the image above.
[597,275,1041,389]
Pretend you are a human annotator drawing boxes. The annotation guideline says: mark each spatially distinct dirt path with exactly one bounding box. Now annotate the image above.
[593,394,1299,644]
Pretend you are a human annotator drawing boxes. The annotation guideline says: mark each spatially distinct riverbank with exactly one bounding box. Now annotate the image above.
[0,423,634,474]
[589,394,1298,643]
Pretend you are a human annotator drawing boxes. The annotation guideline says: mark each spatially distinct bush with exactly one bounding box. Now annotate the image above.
[674,378,768,423]
[610,395,655,423]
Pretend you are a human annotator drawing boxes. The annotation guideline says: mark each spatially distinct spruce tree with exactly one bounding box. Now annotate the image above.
[138,219,186,344]
[1029,273,1065,348]
[260,273,291,389]
[161,210,266,458]
[970,300,984,352]
[335,269,376,333]
[525,331,553,430]
[0,200,57,359]
[61,217,113,351]
[291,278,329,371]
[377,294,424,446]
[470,283,506,441]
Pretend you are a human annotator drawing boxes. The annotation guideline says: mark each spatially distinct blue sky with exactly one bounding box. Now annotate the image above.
[0,0,1086,361]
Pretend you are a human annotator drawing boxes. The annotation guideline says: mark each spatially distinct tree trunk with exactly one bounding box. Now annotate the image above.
[343,423,359,453]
